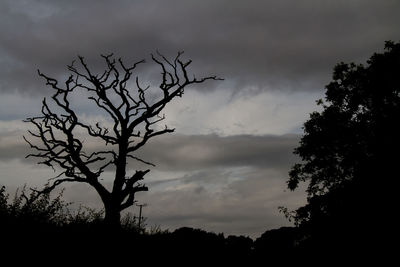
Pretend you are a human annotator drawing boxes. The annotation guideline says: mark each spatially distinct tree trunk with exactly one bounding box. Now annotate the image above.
[104,204,121,228]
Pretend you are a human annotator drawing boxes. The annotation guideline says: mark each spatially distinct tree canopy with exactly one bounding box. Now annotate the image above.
[287,41,400,253]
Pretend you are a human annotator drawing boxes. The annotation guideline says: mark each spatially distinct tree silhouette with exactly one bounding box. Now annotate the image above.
[24,52,221,226]
[287,41,400,254]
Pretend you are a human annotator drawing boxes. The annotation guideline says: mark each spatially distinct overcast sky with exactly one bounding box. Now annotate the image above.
[1,0,399,238]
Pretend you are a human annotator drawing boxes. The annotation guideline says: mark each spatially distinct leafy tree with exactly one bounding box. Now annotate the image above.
[288,41,400,250]
[24,52,221,226]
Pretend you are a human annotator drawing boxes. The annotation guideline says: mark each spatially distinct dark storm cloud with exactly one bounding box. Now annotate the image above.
[0,142,26,162]
[0,130,299,173]
[137,134,300,172]
[1,0,399,94]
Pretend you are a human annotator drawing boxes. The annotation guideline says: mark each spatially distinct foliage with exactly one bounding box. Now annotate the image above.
[289,41,400,195]
[287,41,400,252]
[0,185,141,230]
[0,185,314,262]
[254,227,301,257]
[1,185,260,263]
[0,185,69,227]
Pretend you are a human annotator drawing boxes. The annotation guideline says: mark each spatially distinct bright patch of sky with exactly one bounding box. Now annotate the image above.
[0,86,323,137]
[163,87,323,136]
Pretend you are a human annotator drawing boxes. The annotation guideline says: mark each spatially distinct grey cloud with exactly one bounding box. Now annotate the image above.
[0,130,300,173]
[1,0,399,95]
[0,142,27,162]
[137,134,300,172]
[0,129,303,237]
[60,170,302,238]
[139,167,307,237]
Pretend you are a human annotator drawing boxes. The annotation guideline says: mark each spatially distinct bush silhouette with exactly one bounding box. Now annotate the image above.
[1,185,258,263]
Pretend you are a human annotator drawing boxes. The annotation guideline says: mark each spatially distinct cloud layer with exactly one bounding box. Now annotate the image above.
[0,122,299,173]
[0,125,302,237]
[137,134,299,172]
[1,0,399,94]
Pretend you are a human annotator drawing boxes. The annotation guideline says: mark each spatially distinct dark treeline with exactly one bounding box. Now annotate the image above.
[0,185,303,264]
[0,184,369,264]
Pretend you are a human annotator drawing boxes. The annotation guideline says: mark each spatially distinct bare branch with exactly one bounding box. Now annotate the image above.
[26,52,222,223]
[127,155,155,167]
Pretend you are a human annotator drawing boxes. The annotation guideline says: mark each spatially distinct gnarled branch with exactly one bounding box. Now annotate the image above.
[25,52,222,224]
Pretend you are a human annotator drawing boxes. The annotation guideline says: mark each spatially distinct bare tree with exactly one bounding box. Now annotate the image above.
[24,52,222,226]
